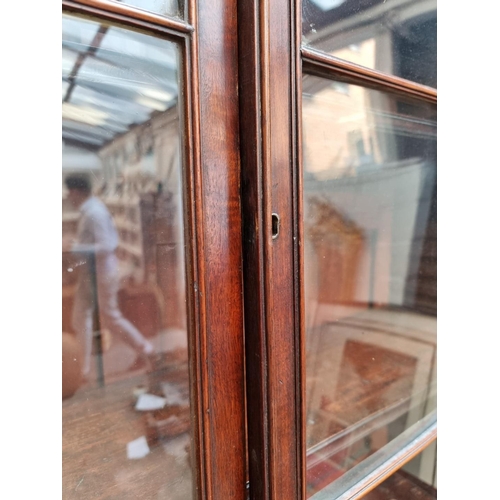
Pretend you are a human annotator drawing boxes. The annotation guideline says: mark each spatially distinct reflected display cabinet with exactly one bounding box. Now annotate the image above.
[61,0,437,498]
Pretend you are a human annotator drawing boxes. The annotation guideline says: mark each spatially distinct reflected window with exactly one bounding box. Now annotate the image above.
[302,0,437,88]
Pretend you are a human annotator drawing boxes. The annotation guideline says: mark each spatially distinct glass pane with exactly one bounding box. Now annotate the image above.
[62,15,192,499]
[110,0,184,19]
[302,75,436,496]
[365,444,437,499]
[302,0,437,88]
[401,440,437,491]
[62,15,100,47]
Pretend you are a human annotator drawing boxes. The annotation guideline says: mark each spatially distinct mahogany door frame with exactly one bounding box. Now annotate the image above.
[238,0,305,497]
[62,1,438,499]
[62,2,247,499]
[237,1,437,500]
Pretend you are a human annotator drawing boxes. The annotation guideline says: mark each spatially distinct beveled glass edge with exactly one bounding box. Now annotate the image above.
[309,410,437,500]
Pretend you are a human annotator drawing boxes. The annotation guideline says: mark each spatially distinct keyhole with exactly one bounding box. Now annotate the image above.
[272,213,280,239]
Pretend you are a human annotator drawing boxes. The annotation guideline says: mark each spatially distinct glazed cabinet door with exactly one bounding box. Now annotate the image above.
[61,0,438,498]
[239,0,437,499]
[61,1,246,499]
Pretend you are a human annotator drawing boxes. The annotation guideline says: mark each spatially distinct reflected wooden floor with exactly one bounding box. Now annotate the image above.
[63,368,192,499]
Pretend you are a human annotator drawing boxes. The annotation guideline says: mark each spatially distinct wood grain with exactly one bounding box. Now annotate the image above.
[237,0,270,497]
[62,1,439,498]
[62,0,193,34]
[62,0,189,53]
[190,0,247,498]
[238,0,304,498]
[302,46,437,104]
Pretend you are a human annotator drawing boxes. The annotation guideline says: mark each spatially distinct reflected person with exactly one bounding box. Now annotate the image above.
[63,174,154,380]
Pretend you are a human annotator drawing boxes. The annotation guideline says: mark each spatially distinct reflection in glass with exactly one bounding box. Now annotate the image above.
[302,0,437,88]
[401,439,437,491]
[364,444,437,499]
[111,0,184,19]
[302,75,436,496]
[62,15,192,499]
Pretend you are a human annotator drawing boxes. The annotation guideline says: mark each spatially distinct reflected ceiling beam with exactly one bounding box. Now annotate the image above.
[62,137,102,152]
[62,130,105,148]
[62,42,124,70]
[62,39,178,85]
[62,107,132,133]
[61,75,177,112]
[63,24,109,103]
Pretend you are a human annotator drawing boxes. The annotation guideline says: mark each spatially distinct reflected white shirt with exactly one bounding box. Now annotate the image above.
[72,196,119,274]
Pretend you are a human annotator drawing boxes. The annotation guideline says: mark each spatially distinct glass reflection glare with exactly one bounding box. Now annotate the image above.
[62,15,192,499]
[302,0,437,88]
[110,0,184,19]
[303,75,437,496]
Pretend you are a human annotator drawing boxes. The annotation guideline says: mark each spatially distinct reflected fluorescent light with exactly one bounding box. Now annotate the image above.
[62,59,76,75]
[135,96,168,112]
[62,82,69,99]
[62,102,109,126]
[142,87,174,102]
[310,0,346,10]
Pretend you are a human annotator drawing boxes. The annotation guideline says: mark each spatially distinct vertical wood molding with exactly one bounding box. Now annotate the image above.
[192,0,247,498]
[238,0,305,497]
[238,0,270,497]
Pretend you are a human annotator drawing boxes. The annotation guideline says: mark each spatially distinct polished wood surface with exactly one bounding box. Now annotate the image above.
[302,46,437,104]
[62,0,193,34]
[237,0,270,497]
[190,0,247,498]
[62,1,438,498]
[238,0,304,498]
